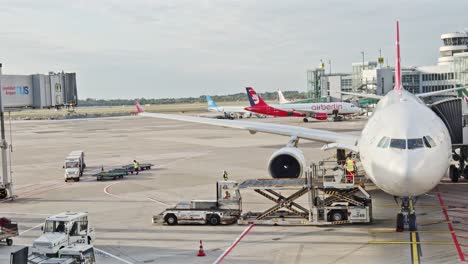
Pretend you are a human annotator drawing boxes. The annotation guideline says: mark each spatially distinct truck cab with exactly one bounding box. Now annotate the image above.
[64,151,85,182]
[59,244,96,264]
[32,212,95,257]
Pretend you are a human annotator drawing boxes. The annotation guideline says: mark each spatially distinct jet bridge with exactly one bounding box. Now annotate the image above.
[237,162,372,226]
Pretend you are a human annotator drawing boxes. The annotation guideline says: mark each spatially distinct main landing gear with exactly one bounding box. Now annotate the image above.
[395,197,417,232]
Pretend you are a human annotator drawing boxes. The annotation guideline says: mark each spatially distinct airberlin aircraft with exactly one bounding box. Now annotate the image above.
[245,87,361,122]
[136,21,467,231]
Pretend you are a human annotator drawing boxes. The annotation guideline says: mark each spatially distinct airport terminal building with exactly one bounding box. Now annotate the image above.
[0,65,78,108]
[309,28,468,102]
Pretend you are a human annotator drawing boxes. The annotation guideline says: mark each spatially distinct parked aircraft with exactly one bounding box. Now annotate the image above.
[247,87,361,122]
[206,96,252,119]
[136,22,467,231]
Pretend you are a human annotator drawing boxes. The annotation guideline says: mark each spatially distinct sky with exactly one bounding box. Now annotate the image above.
[0,0,467,99]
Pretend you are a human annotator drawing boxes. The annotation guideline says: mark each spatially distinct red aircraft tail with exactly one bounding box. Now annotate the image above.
[246,87,268,107]
[135,100,144,113]
[394,21,402,93]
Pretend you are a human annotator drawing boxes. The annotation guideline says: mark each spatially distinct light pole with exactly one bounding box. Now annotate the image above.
[328,60,332,74]
[0,63,11,199]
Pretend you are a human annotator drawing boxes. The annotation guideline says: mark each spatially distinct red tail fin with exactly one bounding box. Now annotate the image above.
[246,87,268,107]
[135,100,144,113]
[394,21,402,93]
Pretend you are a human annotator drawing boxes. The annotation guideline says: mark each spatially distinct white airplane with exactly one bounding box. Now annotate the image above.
[135,21,467,231]
[277,90,311,104]
[206,95,253,119]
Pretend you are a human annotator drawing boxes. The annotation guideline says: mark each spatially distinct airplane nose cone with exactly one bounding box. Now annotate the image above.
[369,150,447,197]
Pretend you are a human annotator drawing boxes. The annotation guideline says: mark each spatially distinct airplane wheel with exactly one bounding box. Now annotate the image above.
[396,213,404,232]
[450,165,460,183]
[303,118,309,123]
[409,214,417,231]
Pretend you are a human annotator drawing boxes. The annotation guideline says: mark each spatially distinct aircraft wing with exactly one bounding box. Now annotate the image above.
[416,86,468,98]
[140,112,359,150]
[338,91,383,100]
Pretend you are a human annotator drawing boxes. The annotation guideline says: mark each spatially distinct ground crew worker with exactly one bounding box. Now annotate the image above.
[345,154,356,183]
[133,160,140,175]
[223,170,228,181]
[224,191,231,199]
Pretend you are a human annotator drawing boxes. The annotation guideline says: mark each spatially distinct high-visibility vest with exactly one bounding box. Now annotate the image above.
[133,162,139,169]
[346,159,354,172]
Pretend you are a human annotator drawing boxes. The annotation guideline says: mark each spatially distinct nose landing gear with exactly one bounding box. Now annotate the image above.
[395,197,417,232]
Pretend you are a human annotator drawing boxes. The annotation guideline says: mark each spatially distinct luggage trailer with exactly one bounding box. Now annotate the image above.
[237,163,372,226]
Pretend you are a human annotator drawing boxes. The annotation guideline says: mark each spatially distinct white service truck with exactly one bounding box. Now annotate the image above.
[58,244,96,264]
[31,212,95,257]
[64,151,86,182]
[29,244,96,264]
[153,181,241,225]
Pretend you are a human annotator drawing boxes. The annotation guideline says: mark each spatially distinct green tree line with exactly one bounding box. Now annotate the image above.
[78,90,308,106]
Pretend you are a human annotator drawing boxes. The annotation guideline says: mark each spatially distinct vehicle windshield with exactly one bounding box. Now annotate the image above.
[423,136,437,148]
[390,139,406,149]
[44,220,67,233]
[408,138,424,149]
[66,162,79,168]
[378,137,431,150]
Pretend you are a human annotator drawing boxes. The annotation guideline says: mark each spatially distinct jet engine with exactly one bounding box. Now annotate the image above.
[314,113,328,120]
[268,147,306,178]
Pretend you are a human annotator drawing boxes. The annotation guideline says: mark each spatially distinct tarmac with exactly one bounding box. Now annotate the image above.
[0,114,466,263]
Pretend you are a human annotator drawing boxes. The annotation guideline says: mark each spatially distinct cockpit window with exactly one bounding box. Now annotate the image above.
[408,138,424,149]
[377,137,390,148]
[423,136,436,148]
[390,139,406,149]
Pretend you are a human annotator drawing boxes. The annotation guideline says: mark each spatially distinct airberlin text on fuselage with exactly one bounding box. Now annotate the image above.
[311,104,343,111]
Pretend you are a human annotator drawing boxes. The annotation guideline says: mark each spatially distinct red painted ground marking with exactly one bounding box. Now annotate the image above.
[455,228,468,232]
[437,188,466,262]
[214,224,255,264]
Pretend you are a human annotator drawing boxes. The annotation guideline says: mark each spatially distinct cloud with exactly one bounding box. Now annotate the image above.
[0,0,466,98]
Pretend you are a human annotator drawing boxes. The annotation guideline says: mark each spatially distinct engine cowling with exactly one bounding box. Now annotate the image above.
[268,147,306,178]
[314,112,328,120]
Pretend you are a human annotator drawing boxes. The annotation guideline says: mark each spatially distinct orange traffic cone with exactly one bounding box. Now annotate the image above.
[197,240,206,257]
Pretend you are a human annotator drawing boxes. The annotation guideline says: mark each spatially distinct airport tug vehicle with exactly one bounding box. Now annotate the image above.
[154,161,372,226]
[153,181,241,225]
[31,212,95,257]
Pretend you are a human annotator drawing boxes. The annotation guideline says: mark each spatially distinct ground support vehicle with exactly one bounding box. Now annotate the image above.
[28,244,96,264]
[0,218,18,246]
[123,163,154,174]
[64,151,86,182]
[93,169,126,181]
[31,212,95,257]
[237,162,372,226]
[153,181,241,225]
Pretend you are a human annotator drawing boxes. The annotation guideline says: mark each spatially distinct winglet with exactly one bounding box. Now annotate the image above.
[135,100,144,113]
[246,87,268,107]
[394,20,402,93]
